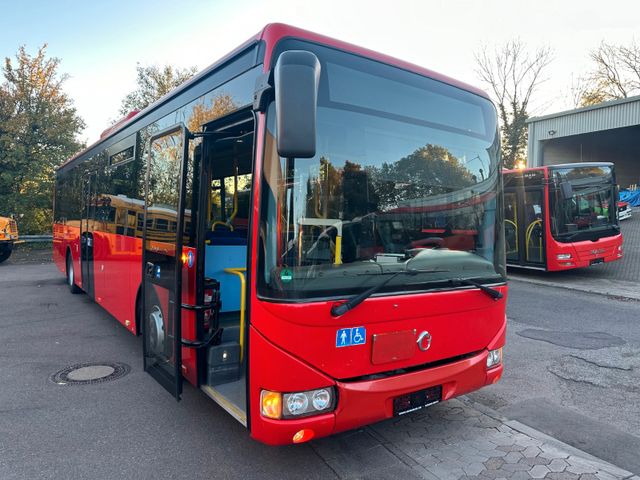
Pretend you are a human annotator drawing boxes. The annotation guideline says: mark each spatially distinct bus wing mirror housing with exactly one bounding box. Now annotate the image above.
[274,50,321,158]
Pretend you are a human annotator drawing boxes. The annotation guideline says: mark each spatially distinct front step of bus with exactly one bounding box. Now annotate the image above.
[206,326,242,385]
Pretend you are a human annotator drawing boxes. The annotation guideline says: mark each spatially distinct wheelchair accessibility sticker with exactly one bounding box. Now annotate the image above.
[336,327,367,348]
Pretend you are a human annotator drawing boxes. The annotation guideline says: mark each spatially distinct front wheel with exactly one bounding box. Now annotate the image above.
[0,244,11,263]
[66,253,82,294]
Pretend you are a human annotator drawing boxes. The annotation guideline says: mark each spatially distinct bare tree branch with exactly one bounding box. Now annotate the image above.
[474,39,553,169]
[579,40,640,106]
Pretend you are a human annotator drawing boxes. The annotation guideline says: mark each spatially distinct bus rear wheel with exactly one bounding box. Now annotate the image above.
[66,253,82,294]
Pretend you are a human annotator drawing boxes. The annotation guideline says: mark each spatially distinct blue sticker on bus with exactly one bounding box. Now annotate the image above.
[187,251,194,268]
[336,327,366,348]
[351,327,366,345]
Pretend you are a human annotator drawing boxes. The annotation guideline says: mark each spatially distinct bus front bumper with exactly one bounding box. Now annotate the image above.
[333,348,502,434]
[252,347,502,445]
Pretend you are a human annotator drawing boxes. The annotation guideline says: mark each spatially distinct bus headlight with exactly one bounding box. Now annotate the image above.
[283,388,335,418]
[261,387,336,419]
[486,348,502,369]
[556,253,572,260]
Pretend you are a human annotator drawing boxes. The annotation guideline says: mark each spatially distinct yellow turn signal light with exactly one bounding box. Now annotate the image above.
[260,390,282,419]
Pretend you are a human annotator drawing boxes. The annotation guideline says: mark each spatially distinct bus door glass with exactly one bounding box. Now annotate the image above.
[504,191,519,263]
[81,171,96,297]
[522,189,544,265]
[142,124,190,400]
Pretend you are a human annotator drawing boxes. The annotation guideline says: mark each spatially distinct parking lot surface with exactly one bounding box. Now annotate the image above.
[1,261,636,479]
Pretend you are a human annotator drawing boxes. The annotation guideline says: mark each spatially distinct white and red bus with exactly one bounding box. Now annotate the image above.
[53,24,507,445]
[503,163,623,271]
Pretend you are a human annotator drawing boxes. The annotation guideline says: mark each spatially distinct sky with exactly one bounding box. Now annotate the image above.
[1,0,638,143]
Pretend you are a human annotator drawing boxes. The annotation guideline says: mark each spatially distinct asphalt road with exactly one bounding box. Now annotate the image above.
[469,280,640,473]
[0,262,336,480]
[2,255,639,478]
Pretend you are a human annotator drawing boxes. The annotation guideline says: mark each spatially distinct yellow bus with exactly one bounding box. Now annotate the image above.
[0,216,19,263]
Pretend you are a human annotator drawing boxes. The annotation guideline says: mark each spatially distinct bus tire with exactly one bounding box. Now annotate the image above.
[66,251,82,294]
[0,244,11,263]
[146,287,168,357]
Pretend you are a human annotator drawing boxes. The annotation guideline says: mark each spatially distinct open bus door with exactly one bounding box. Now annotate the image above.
[142,124,191,400]
[80,171,96,297]
[504,187,546,268]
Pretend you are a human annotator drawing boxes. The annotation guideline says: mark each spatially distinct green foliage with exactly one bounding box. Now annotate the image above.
[119,63,197,116]
[0,45,85,234]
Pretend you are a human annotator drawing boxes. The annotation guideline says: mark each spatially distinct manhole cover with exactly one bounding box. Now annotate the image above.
[51,362,130,385]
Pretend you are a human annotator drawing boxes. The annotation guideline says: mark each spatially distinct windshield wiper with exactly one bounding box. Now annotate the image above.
[330,268,446,317]
[450,277,503,300]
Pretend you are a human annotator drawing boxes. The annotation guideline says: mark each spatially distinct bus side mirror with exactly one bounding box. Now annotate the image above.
[560,181,573,200]
[274,50,321,158]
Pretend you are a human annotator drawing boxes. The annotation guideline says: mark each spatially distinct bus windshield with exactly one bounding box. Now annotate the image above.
[259,42,504,300]
[549,166,618,242]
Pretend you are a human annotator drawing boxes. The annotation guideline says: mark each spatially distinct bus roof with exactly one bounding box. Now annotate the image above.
[60,23,492,171]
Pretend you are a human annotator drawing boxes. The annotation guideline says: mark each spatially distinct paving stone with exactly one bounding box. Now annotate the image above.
[522,446,543,458]
[546,472,581,480]
[481,469,513,479]
[463,462,487,476]
[484,457,505,470]
[504,452,525,464]
[520,456,551,467]
[529,465,551,478]
[502,462,532,473]
[499,445,527,453]
[510,471,533,480]
[547,459,569,473]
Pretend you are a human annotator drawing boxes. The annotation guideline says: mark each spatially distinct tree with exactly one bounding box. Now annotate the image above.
[0,45,85,233]
[475,40,553,169]
[577,40,640,107]
[119,63,197,115]
[370,144,476,211]
[186,93,237,132]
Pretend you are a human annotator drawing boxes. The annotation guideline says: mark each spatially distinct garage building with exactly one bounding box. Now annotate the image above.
[527,95,640,190]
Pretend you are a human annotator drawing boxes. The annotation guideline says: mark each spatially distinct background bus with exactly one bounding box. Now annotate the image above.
[53,23,507,445]
[503,163,623,271]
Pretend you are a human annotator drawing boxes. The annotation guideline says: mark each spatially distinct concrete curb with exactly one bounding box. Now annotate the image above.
[507,274,640,302]
[461,397,637,479]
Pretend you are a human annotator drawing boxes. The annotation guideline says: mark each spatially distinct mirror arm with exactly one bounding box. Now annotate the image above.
[253,72,273,112]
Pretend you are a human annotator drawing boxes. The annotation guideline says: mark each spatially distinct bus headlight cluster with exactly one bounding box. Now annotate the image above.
[261,387,336,419]
[556,253,572,260]
[486,348,502,369]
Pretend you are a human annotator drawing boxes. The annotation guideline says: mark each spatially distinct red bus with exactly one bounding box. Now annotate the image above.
[53,23,507,445]
[503,163,623,271]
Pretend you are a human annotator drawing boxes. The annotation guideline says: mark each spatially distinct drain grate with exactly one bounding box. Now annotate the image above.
[51,362,130,385]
